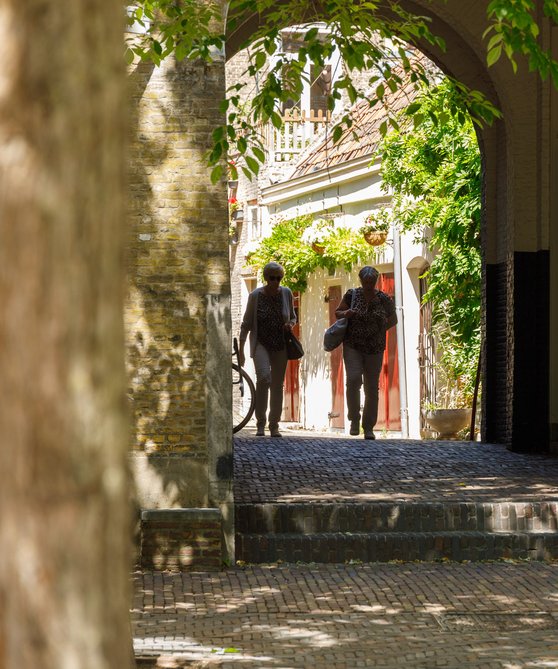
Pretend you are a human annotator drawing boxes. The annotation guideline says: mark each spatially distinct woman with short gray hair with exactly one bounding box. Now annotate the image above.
[334,266,397,439]
[239,262,296,437]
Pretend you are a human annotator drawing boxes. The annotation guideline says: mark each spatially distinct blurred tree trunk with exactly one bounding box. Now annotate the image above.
[0,2,132,668]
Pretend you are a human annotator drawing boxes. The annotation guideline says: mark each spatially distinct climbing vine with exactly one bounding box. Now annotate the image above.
[127,0,558,180]
[247,215,379,292]
[378,78,482,404]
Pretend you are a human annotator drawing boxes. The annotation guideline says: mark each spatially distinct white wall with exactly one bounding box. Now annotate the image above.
[253,165,431,437]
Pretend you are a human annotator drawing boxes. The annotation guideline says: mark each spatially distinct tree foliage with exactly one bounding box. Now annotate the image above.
[379,78,482,402]
[127,0,557,180]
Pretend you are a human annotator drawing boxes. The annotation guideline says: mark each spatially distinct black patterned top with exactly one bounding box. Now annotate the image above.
[257,292,285,351]
[342,288,396,354]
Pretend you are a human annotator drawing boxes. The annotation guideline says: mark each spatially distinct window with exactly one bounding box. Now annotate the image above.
[310,64,331,115]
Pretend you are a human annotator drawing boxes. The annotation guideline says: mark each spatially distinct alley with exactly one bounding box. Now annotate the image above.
[134,432,558,667]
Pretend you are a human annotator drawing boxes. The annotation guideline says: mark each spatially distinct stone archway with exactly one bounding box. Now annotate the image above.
[128,1,556,570]
[224,0,553,453]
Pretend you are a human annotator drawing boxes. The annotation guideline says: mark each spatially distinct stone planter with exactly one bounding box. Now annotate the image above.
[363,230,388,246]
[424,408,472,440]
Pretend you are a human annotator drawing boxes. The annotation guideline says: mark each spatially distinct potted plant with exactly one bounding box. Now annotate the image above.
[228,197,244,221]
[422,353,475,440]
[360,209,391,246]
[301,218,334,254]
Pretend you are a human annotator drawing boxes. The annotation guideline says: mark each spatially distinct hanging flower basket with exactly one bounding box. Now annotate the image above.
[301,218,334,255]
[363,230,388,246]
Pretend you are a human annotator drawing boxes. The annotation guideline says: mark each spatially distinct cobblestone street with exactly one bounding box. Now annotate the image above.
[233,432,558,503]
[134,431,558,668]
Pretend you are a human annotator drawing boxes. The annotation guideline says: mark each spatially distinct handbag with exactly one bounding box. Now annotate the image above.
[323,289,355,352]
[285,331,304,360]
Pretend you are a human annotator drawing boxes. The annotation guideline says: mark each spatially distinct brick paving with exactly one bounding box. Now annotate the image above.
[234,430,558,503]
[133,562,558,668]
[133,430,558,667]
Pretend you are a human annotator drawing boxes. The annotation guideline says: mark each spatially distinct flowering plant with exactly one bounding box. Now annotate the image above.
[360,208,392,234]
[301,218,335,246]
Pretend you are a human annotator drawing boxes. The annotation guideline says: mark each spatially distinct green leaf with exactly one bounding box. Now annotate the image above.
[487,45,502,66]
[255,51,266,69]
[212,126,224,142]
[245,155,260,174]
[405,102,422,115]
[252,147,266,162]
[241,166,253,181]
[270,111,283,129]
[486,32,504,51]
[210,164,222,184]
[238,136,248,154]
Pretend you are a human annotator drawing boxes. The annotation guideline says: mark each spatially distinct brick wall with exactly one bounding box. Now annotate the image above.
[140,509,222,571]
[127,51,234,561]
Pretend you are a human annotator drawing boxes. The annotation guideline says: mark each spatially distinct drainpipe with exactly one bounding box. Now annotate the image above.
[392,223,409,438]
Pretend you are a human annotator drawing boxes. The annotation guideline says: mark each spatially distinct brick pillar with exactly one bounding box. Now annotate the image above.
[127,52,233,569]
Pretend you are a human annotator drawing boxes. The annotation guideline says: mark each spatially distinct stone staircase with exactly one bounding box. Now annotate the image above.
[235,501,558,563]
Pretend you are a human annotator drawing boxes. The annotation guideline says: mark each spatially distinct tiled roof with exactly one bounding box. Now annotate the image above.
[290,76,418,179]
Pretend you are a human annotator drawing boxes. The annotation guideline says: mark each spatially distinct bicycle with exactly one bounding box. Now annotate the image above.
[232,337,256,433]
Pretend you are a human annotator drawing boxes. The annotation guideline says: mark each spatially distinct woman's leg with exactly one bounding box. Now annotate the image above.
[268,348,288,434]
[343,345,364,429]
[253,343,272,430]
[362,351,384,436]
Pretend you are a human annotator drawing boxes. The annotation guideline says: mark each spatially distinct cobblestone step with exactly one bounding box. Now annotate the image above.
[236,530,558,563]
[235,501,558,535]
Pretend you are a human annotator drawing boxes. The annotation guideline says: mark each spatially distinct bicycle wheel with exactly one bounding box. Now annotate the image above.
[232,363,256,433]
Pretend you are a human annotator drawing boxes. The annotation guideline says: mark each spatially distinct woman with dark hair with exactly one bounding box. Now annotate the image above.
[334,266,397,439]
[238,262,296,438]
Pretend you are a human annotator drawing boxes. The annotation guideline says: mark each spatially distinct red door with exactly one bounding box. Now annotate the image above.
[283,292,300,422]
[376,273,401,431]
[328,285,345,429]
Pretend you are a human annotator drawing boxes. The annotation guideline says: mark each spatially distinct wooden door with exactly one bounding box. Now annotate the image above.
[376,273,401,431]
[327,285,345,429]
[283,292,300,422]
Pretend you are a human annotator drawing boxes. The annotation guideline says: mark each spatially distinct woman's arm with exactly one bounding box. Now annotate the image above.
[335,290,356,319]
[238,291,256,365]
[385,295,397,329]
[287,288,296,327]
[386,311,398,329]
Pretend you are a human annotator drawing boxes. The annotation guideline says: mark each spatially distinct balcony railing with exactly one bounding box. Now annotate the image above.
[263,108,331,164]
